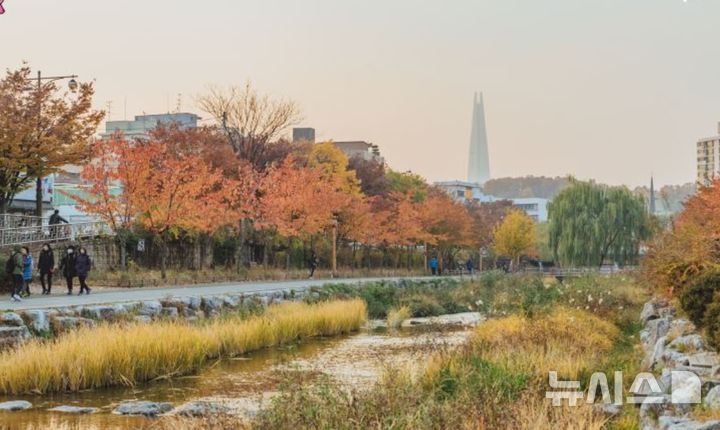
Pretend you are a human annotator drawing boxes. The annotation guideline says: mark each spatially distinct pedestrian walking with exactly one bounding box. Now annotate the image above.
[465,258,474,275]
[308,251,318,279]
[6,246,24,302]
[76,247,92,295]
[429,257,438,276]
[59,246,78,295]
[48,209,68,239]
[38,243,55,295]
[21,246,33,297]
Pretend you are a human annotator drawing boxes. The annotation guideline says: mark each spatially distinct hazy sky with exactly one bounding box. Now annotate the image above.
[2,0,719,187]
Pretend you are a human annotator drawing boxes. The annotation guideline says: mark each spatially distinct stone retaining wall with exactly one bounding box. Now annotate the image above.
[0,288,305,348]
[638,299,720,429]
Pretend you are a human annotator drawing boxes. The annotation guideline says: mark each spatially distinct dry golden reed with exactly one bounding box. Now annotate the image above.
[471,307,620,381]
[0,299,366,395]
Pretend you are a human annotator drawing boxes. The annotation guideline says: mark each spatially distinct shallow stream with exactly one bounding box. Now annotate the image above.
[0,324,472,430]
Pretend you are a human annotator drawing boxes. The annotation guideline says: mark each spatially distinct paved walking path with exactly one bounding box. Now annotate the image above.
[2,276,440,311]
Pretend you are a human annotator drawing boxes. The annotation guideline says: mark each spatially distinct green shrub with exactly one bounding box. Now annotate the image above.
[680,270,720,326]
[435,356,528,402]
[520,277,560,317]
[703,293,720,349]
[402,294,445,317]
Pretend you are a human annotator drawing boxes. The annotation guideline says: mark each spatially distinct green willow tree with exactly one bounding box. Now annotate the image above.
[548,180,651,267]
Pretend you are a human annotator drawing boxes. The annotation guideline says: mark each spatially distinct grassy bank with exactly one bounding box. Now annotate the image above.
[0,300,366,395]
[310,271,645,320]
[160,274,647,429]
[253,307,636,429]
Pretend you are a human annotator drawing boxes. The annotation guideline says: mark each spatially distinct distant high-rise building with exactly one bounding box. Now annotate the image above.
[467,92,491,185]
[101,112,199,140]
[697,122,720,186]
[293,127,316,143]
[649,176,656,215]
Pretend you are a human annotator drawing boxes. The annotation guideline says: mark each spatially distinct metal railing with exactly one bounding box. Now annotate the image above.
[0,213,44,229]
[520,266,636,277]
[0,221,114,247]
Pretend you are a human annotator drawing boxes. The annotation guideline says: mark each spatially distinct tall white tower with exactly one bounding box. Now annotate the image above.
[467,92,491,184]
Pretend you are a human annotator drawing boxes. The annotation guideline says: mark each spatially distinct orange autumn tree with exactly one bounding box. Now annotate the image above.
[74,135,146,268]
[642,179,720,294]
[420,188,474,266]
[133,143,230,278]
[259,157,347,268]
[79,137,231,278]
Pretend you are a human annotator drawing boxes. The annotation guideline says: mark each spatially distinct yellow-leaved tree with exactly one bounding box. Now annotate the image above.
[493,209,537,270]
[308,142,361,195]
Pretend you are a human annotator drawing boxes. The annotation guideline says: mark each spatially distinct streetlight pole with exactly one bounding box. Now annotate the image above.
[331,217,338,278]
[28,71,78,218]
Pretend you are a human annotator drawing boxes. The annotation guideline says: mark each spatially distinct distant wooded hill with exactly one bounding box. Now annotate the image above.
[482,176,696,214]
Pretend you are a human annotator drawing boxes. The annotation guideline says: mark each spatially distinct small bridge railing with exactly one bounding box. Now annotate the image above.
[0,221,114,247]
[520,266,636,277]
[0,214,44,229]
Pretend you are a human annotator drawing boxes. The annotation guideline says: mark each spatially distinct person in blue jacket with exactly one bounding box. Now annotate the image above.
[429,257,438,276]
[21,246,33,297]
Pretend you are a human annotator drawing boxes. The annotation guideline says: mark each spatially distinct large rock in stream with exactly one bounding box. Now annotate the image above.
[113,400,173,416]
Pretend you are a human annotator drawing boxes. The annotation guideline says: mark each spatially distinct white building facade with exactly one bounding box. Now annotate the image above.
[510,198,549,222]
[697,122,720,186]
[434,181,549,222]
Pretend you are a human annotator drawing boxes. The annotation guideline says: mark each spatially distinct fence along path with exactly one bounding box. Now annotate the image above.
[0,214,112,248]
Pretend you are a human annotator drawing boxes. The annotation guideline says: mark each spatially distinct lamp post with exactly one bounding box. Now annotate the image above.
[27,71,79,217]
[331,217,338,278]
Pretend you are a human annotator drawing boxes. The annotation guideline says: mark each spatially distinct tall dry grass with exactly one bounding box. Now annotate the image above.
[386,305,412,329]
[470,307,620,381]
[0,299,366,395]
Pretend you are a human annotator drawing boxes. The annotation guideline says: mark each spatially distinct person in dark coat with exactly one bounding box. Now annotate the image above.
[48,209,68,226]
[38,243,55,295]
[75,247,92,295]
[465,258,474,275]
[59,246,78,295]
[8,246,24,302]
[307,252,318,279]
[48,209,68,239]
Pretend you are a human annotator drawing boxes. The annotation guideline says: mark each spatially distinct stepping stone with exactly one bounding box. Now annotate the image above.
[113,400,173,416]
[48,405,98,414]
[0,401,32,411]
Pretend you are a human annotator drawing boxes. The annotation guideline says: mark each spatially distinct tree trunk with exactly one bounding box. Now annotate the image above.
[262,235,269,268]
[352,243,358,269]
[159,238,168,280]
[119,236,127,270]
[331,222,337,277]
[286,237,292,270]
[35,177,43,217]
[236,219,248,273]
[424,243,428,274]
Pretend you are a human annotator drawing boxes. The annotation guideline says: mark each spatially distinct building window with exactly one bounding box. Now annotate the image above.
[515,203,539,212]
